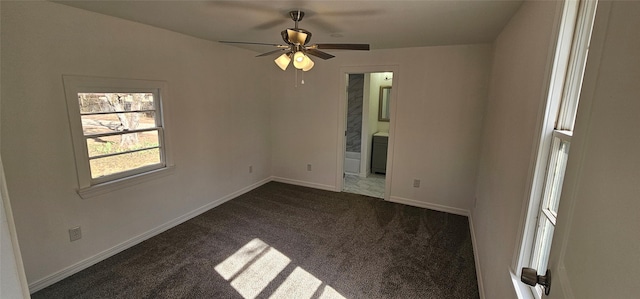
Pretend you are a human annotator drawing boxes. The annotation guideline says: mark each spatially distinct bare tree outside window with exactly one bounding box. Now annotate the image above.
[77,92,161,179]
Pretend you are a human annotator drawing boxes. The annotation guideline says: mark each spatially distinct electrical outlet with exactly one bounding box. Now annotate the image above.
[69,226,82,242]
[307,164,312,171]
[249,165,253,173]
[413,179,421,188]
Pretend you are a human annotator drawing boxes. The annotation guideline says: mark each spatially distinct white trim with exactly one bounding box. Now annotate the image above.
[556,0,599,131]
[387,196,469,217]
[513,1,599,298]
[511,270,535,299]
[511,1,578,272]
[1,157,30,297]
[62,75,174,193]
[555,0,604,266]
[359,74,372,178]
[468,214,486,299]
[270,176,336,192]
[552,2,607,297]
[336,65,400,200]
[27,177,271,293]
[78,165,175,199]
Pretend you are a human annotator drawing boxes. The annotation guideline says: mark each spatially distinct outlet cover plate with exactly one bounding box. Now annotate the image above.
[69,226,82,242]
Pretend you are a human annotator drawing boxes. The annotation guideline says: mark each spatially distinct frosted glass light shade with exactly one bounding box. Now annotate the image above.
[293,51,307,69]
[302,57,314,71]
[274,53,291,71]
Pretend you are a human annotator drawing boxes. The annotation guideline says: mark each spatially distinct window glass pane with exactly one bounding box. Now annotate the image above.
[546,140,570,214]
[78,92,155,114]
[89,148,161,179]
[532,217,555,274]
[80,112,157,135]
[86,130,159,158]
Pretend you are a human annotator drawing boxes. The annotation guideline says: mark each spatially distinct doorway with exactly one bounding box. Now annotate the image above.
[342,72,393,198]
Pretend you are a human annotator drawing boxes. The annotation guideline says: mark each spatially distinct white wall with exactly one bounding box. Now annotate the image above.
[0,1,550,296]
[472,1,562,298]
[1,1,271,290]
[0,3,30,297]
[548,2,640,298]
[270,45,492,212]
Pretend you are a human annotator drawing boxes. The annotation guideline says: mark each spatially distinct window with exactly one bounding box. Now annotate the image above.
[530,131,571,276]
[517,0,597,298]
[63,76,173,198]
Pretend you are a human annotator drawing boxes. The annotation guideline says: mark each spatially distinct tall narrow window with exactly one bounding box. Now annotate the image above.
[518,0,597,298]
[64,76,172,197]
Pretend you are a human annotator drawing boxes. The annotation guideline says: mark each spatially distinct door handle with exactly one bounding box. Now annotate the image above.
[521,267,551,295]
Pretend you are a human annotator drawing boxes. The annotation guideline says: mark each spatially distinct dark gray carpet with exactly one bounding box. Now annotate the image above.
[33,182,479,298]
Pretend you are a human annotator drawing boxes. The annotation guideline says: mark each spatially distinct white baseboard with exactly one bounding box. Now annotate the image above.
[468,213,486,299]
[270,176,337,192]
[28,177,271,293]
[387,196,470,216]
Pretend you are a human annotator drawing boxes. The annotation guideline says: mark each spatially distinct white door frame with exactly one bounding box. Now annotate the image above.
[335,65,399,201]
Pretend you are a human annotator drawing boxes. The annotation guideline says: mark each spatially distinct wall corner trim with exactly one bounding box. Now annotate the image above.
[27,177,272,293]
[468,213,486,299]
[387,196,470,216]
[270,176,337,192]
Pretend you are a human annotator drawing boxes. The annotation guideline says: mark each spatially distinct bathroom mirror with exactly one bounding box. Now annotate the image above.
[378,86,391,122]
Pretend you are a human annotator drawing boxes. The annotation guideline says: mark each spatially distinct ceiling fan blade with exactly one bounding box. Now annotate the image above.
[286,29,308,45]
[256,49,289,57]
[306,49,335,60]
[253,19,288,30]
[219,41,283,47]
[321,9,383,17]
[305,19,341,34]
[315,44,370,51]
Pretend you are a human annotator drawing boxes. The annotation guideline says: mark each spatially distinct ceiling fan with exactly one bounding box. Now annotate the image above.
[220,10,370,72]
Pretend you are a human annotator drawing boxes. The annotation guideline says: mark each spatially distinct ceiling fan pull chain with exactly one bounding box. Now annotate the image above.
[301,70,305,85]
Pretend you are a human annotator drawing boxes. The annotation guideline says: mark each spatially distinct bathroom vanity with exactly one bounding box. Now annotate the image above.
[371,132,388,174]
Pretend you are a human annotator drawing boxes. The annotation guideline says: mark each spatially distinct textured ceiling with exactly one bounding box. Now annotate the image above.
[55,0,523,53]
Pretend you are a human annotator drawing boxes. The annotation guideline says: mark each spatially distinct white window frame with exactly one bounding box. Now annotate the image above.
[514,0,597,298]
[63,75,174,198]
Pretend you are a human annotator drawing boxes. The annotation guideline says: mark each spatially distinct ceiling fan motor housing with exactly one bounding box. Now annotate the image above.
[282,28,312,45]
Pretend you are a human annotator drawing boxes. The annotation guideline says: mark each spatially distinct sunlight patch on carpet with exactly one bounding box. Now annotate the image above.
[229,247,290,298]
[269,267,321,298]
[216,238,346,299]
[214,238,270,280]
[319,285,347,299]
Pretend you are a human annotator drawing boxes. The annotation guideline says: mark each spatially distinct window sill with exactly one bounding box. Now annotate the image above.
[511,270,535,299]
[77,165,175,199]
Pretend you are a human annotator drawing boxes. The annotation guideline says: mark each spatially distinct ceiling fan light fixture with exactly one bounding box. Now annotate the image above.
[220,10,370,75]
[274,53,291,71]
